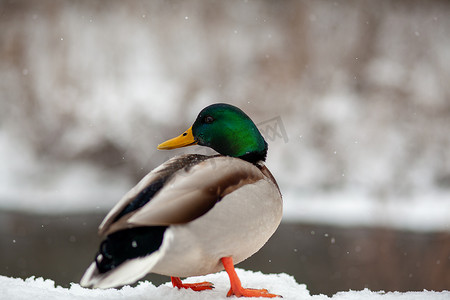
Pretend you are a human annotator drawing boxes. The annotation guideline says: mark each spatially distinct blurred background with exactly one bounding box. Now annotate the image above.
[1,0,449,295]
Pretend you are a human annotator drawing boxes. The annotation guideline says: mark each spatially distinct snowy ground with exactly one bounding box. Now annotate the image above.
[1,269,448,300]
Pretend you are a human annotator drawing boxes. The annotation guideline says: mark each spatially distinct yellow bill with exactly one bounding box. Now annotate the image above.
[157,126,197,150]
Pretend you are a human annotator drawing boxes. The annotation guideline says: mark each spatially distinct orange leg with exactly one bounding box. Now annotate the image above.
[221,257,280,298]
[171,276,214,291]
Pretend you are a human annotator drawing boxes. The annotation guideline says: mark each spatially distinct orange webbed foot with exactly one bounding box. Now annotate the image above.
[227,287,280,298]
[171,277,214,291]
[221,257,281,298]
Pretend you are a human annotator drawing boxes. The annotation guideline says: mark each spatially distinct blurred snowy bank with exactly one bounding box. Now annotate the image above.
[1,131,449,232]
[1,269,449,300]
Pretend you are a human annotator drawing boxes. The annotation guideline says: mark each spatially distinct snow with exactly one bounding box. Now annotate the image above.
[1,270,448,300]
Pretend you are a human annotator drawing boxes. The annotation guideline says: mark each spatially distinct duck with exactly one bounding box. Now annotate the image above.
[80,103,283,298]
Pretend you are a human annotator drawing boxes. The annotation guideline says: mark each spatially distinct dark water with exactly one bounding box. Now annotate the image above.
[1,210,449,296]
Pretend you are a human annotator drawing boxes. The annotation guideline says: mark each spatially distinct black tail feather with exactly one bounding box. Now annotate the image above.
[95,226,168,274]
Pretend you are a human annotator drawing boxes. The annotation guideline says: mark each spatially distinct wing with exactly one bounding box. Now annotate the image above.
[98,154,211,236]
[99,156,265,236]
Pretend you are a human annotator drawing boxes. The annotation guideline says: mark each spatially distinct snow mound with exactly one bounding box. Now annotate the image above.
[1,269,449,300]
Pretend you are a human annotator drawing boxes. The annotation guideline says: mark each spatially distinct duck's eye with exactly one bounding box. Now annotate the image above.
[204,116,214,124]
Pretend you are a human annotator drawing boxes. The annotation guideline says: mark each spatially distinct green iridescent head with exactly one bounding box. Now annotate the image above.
[158,103,268,162]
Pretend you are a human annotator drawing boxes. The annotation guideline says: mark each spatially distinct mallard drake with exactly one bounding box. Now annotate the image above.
[80,103,283,298]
